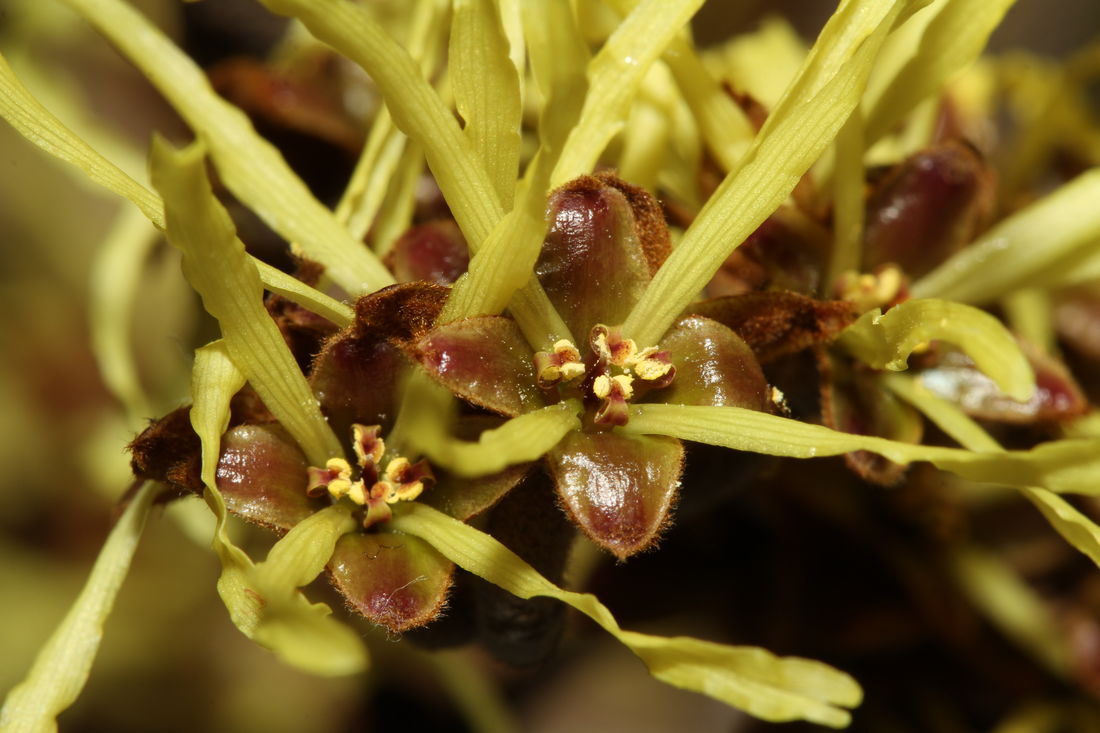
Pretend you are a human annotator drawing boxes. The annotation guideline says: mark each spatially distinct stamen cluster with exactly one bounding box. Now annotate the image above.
[306,424,434,528]
[533,324,676,427]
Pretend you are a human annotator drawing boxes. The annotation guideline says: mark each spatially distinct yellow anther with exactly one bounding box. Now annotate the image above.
[837,265,904,312]
[560,361,586,381]
[629,346,674,381]
[311,457,353,500]
[393,482,423,502]
[595,373,635,399]
[383,457,430,501]
[540,364,563,383]
[551,339,581,361]
[326,457,353,480]
[612,338,638,366]
[383,456,410,483]
[352,424,385,467]
[876,266,902,302]
[536,339,586,387]
[306,426,434,528]
[612,374,635,399]
[376,482,399,503]
[346,480,368,505]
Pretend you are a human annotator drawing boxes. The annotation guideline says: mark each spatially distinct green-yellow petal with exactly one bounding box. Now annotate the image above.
[150,138,343,467]
[391,502,862,727]
[0,482,158,733]
[623,403,1100,496]
[190,341,367,676]
[62,0,392,295]
[624,0,922,346]
[836,298,1035,402]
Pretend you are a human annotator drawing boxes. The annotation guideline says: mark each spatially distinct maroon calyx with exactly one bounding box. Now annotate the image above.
[385,219,469,285]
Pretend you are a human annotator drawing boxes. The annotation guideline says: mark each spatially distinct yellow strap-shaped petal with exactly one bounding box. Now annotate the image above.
[623,403,1100,496]
[89,206,159,424]
[550,0,705,187]
[394,371,580,477]
[190,341,367,676]
[836,298,1035,402]
[256,0,566,348]
[863,0,1015,146]
[0,482,158,733]
[913,169,1100,304]
[335,0,447,244]
[884,374,1100,570]
[0,52,161,222]
[623,0,921,347]
[452,0,522,209]
[61,0,392,295]
[257,0,499,247]
[150,138,344,466]
[391,502,862,727]
[0,52,353,329]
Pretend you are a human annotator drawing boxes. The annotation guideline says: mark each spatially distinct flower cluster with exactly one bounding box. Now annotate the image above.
[4,0,1100,730]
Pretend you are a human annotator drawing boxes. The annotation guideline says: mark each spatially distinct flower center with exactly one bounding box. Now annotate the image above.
[306,424,434,528]
[534,324,676,427]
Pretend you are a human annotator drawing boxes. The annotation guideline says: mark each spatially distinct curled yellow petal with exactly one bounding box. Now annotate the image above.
[391,502,862,728]
[837,298,1035,402]
[190,341,367,676]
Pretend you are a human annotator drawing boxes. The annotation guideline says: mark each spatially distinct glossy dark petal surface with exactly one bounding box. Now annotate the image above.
[863,139,994,278]
[537,175,664,337]
[385,219,469,285]
[310,329,405,439]
[919,346,1087,424]
[416,316,544,417]
[329,530,453,632]
[549,431,683,560]
[419,465,531,521]
[653,316,768,409]
[215,424,321,531]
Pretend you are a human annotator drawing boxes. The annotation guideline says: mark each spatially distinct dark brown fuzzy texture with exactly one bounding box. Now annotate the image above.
[263,258,340,372]
[128,385,278,500]
[591,171,672,275]
[128,406,204,496]
[353,281,449,344]
[690,291,858,364]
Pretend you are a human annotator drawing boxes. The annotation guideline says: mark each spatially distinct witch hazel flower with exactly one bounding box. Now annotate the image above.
[6,0,1100,731]
[413,173,771,558]
[307,424,433,528]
